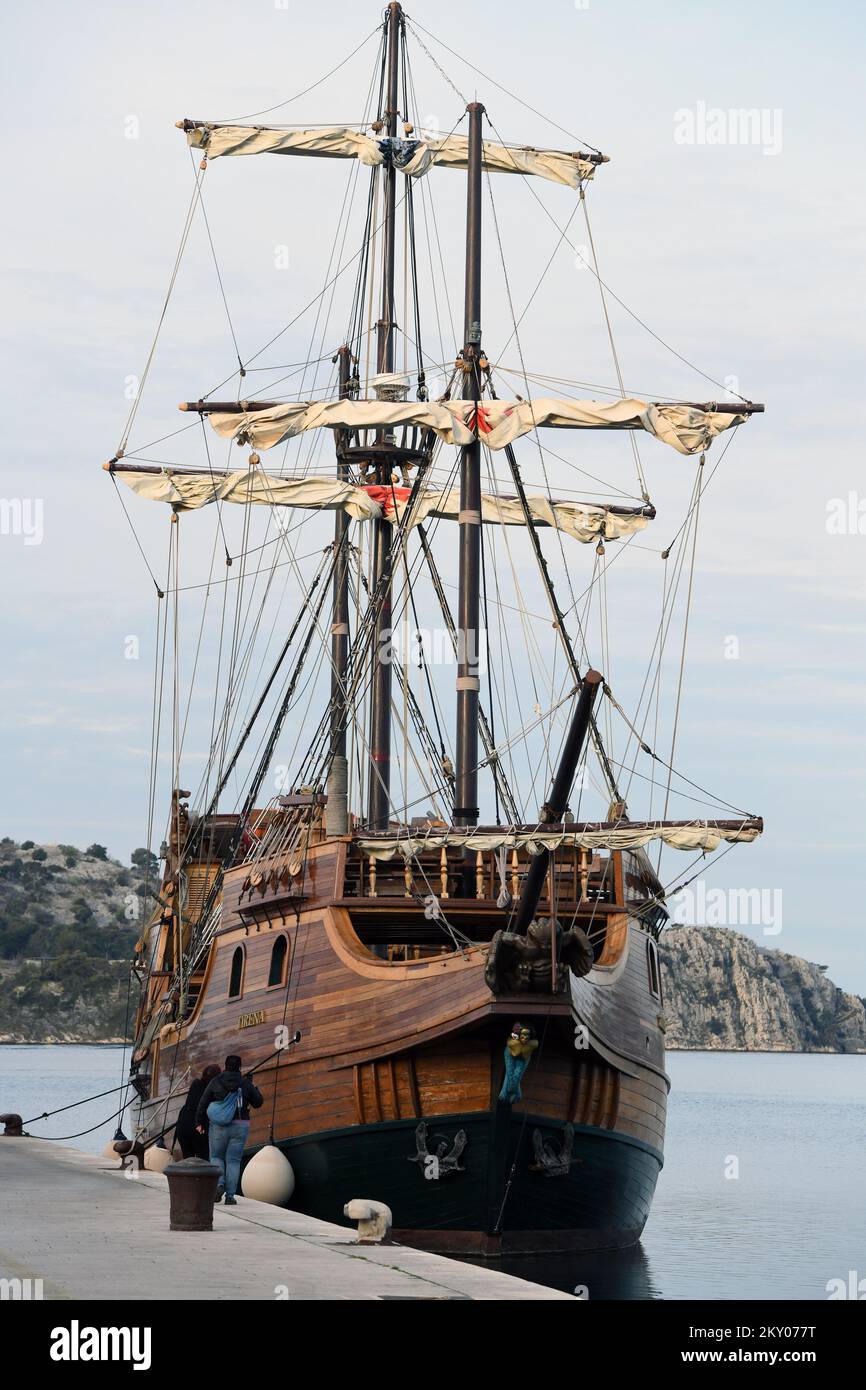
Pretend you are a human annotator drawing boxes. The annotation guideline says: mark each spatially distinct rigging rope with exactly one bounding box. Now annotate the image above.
[117,167,206,453]
[405,15,602,153]
[213,25,383,124]
[187,148,244,375]
[579,187,649,501]
[480,103,751,403]
[108,475,163,596]
[603,681,755,818]
[659,455,704,854]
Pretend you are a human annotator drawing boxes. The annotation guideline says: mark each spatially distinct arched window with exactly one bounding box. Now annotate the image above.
[228,945,245,999]
[647,937,661,1000]
[268,934,289,988]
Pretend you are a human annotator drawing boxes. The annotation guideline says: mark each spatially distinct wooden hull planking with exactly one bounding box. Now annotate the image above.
[137,838,668,1252]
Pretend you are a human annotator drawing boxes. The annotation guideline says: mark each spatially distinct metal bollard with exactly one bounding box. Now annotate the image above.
[165,1157,221,1231]
[0,1114,24,1137]
[343,1198,393,1244]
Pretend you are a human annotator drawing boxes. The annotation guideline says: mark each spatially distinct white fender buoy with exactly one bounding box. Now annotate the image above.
[143,1143,173,1174]
[101,1127,128,1159]
[241,1142,295,1205]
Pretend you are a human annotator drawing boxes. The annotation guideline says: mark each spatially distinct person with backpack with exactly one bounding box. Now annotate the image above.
[195,1054,263,1205]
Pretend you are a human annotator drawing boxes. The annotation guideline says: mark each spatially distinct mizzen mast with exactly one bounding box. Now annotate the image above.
[366,0,403,832]
[325,344,354,835]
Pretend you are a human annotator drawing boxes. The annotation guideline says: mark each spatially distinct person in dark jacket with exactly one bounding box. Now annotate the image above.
[175,1064,220,1159]
[195,1054,263,1205]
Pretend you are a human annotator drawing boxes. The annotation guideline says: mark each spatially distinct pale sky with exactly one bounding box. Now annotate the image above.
[3,0,865,991]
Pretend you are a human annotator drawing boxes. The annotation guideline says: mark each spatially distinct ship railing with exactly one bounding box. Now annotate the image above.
[344,841,616,909]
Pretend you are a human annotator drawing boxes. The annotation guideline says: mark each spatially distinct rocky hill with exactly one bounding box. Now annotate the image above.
[0,838,157,1044]
[660,926,866,1052]
[0,840,864,1050]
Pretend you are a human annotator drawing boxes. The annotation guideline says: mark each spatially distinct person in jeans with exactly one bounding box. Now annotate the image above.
[195,1054,263,1205]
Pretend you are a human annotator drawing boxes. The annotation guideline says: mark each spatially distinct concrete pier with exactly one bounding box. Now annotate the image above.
[0,1139,573,1301]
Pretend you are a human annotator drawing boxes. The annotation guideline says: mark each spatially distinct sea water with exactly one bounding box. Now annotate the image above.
[0,1044,129,1152]
[484,1051,866,1299]
[1,1046,863,1299]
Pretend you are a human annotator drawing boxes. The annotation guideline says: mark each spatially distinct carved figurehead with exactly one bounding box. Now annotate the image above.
[484,915,594,996]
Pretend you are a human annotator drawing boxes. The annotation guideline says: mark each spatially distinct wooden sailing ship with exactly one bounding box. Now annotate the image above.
[114,5,763,1253]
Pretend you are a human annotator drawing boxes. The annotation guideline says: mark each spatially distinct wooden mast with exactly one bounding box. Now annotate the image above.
[454,101,485,857]
[366,0,402,832]
[326,344,353,835]
[177,399,764,417]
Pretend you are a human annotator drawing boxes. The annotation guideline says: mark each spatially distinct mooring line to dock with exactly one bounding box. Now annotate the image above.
[22,1081,133,1128]
[27,1110,132,1142]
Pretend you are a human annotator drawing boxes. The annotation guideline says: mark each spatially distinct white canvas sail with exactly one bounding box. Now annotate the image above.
[108,466,651,542]
[206,396,747,457]
[357,820,763,859]
[112,470,378,517]
[183,123,599,188]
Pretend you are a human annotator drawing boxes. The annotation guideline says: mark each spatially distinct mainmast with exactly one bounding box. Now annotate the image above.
[366,0,402,831]
[454,102,485,841]
[325,344,353,835]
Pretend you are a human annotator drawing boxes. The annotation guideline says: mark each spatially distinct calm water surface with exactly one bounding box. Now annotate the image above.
[485,1052,866,1299]
[1,1047,863,1299]
[0,1044,128,1153]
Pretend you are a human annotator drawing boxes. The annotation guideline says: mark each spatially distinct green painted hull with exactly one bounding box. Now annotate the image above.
[246,1109,663,1254]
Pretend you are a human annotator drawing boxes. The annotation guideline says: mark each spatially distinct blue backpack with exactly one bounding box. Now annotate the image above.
[207,1086,243,1125]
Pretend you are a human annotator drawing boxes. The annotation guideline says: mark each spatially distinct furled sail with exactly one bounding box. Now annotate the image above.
[205,396,748,457]
[357,819,764,859]
[181,122,601,189]
[404,488,651,542]
[106,464,652,542]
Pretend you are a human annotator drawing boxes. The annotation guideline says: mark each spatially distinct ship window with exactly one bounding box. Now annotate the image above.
[268,934,288,987]
[647,938,661,1000]
[228,945,245,999]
